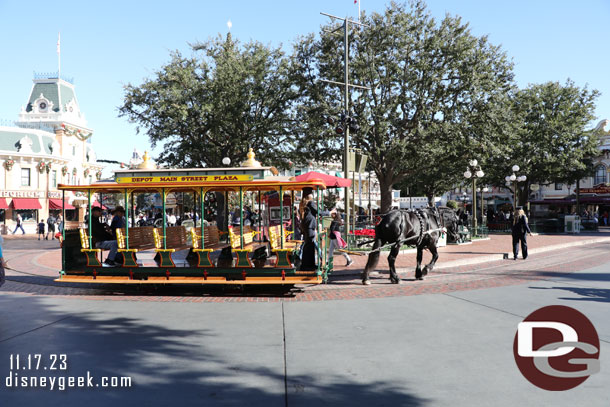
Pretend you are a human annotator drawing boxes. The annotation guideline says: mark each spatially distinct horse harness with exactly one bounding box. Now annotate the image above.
[357,208,446,254]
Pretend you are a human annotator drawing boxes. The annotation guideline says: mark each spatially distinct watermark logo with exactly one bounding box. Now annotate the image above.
[513,305,600,391]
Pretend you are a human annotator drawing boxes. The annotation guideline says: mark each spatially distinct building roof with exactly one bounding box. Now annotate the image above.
[0,126,56,155]
[25,80,78,114]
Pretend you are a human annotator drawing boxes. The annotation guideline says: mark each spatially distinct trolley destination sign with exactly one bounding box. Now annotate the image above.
[116,174,254,184]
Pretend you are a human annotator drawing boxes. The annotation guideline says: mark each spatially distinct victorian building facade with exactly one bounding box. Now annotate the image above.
[0,74,103,233]
[530,119,610,217]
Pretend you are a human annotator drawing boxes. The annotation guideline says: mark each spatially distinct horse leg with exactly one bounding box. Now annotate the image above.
[415,246,424,280]
[388,243,401,284]
[362,239,383,285]
[422,243,439,277]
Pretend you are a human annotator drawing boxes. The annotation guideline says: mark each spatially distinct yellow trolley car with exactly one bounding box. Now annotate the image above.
[56,152,330,286]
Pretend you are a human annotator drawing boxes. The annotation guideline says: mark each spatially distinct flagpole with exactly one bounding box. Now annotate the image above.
[358,0,361,23]
[57,32,61,80]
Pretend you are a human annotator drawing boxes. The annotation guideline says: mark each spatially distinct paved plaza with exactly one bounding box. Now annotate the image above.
[1,233,609,406]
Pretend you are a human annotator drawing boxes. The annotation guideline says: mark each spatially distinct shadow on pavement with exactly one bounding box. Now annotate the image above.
[0,294,429,407]
[534,271,610,282]
[529,285,610,304]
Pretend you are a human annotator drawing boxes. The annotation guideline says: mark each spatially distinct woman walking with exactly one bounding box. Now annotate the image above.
[512,207,532,260]
[329,211,352,267]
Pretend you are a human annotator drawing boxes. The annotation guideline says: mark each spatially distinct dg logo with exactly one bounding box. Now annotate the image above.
[513,305,600,390]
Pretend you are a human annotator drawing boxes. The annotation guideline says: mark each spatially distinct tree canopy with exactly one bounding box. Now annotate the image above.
[294,1,516,210]
[119,34,298,169]
[484,80,600,206]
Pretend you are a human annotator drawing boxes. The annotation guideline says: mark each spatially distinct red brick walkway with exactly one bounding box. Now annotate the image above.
[2,233,609,302]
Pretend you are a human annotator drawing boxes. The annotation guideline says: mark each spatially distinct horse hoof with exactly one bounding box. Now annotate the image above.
[391,278,401,284]
[415,276,423,281]
[362,280,371,286]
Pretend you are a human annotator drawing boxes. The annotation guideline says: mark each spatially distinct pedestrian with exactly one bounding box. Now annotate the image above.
[329,211,352,267]
[299,194,318,270]
[37,219,46,240]
[12,213,25,235]
[603,211,609,226]
[512,207,532,260]
[57,214,64,233]
[46,215,56,240]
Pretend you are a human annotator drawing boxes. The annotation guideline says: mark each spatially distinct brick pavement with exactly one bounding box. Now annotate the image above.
[1,233,609,302]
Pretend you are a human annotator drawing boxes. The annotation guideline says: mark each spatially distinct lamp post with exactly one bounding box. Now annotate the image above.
[505,164,527,209]
[464,159,484,235]
[477,186,489,225]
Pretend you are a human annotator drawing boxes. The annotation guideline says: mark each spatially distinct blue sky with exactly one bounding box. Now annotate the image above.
[1,0,609,173]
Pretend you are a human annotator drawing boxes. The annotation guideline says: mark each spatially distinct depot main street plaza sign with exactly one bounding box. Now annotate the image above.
[116,175,254,184]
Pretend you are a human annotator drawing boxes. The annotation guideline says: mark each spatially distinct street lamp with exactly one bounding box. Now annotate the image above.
[464,159,484,235]
[222,157,231,166]
[477,186,489,225]
[505,164,527,209]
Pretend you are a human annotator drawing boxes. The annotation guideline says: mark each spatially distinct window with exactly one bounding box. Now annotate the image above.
[594,165,606,186]
[555,183,563,190]
[51,170,57,187]
[15,210,36,222]
[72,145,76,156]
[21,168,31,186]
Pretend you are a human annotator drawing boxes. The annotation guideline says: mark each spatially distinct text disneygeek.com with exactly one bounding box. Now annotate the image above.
[4,354,132,391]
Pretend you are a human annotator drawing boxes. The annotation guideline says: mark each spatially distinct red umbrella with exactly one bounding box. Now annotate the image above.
[295,171,352,188]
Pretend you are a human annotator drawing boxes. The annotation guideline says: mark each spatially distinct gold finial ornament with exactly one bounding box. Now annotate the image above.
[241,148,261,167]
[137,151,157,170]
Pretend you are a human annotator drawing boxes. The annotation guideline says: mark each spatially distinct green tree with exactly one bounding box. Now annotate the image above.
[293,1,516,211]
[484,80,600,207]
[119,33,299,169]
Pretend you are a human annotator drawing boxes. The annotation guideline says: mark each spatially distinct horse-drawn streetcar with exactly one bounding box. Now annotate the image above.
[56,151,330,286]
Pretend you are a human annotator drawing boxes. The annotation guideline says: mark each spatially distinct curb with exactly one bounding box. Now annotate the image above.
[331,236,610,277]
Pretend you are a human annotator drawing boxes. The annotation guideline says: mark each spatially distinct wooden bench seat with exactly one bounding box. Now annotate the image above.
[116,226,156,251]
[190,225,230,251]
[189,225,230,267]
[268,225,302,267]
[153,226,189,267]
[268,225,302,250]
[228,225,266,267]
[79,228,102,267]
[115,226,156,267]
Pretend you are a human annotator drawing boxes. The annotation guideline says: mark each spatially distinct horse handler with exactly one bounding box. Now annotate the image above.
[512,207,532,260]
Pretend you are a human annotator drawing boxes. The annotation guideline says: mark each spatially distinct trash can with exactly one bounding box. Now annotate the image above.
[564,215,581,234]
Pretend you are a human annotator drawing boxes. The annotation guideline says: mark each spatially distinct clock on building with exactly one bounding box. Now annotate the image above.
[39,101,47,110]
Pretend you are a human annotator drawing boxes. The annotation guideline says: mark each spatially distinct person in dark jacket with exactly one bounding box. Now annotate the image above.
[512,207,532,260]
[299,195,318,270]
[89,206,120,266]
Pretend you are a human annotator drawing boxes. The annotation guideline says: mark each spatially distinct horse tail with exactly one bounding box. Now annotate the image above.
[364,238,382,273]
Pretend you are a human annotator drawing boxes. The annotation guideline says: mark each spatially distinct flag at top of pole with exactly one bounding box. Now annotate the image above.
[354,0,361,22]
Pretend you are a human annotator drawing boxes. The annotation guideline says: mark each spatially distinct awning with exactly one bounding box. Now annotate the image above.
[295,171,352,188]
[0,198,8,209]
[11,198,42,210]
[49,199,75,210]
